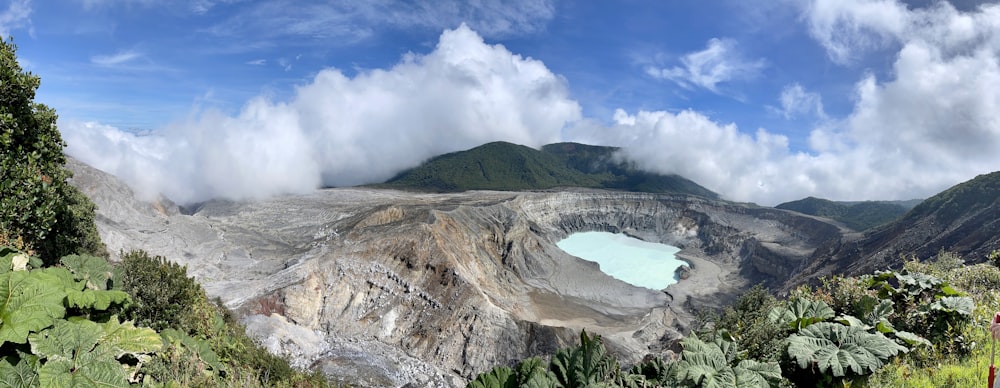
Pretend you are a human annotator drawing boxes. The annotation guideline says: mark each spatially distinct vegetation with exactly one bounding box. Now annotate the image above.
[0,39,105,263]
[0,37,329,387]
[0,246,329,387]
[905,171,1000,225]
[377,141,719,199]
[469,253,982,387]
[775,197,911,231]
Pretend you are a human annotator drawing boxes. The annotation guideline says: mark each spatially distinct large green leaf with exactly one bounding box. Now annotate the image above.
[930,296,974,317]
[0,269,66,346]
[0,356,39,388]
[674,335,780,388]
[99,316,163,357]
[29,317,162,388]
[786,322,906,377]
[768,298,835,330]
[64,289,130,311]
[468,366,518,388]
[59,255,112,291]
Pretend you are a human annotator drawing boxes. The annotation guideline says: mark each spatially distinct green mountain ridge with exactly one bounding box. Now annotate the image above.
[376,141,719,199]
[784,170,1000,288]
[775,197,913,231]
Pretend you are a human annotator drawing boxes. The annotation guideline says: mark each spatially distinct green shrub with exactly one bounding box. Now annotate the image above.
[698,284,786,362]
[117,249,203,332]
[0,38,106,264]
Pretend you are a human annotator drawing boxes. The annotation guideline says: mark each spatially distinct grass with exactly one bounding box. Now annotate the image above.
[865,257,1000,387]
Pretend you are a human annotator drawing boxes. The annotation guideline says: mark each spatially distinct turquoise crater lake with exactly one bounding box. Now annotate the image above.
[556,231,687,290]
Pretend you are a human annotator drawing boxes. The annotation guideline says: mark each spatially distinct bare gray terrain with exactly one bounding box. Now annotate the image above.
[67,158,847,387]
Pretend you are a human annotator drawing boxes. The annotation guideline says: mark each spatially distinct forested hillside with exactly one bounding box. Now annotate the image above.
[378,141,719,199]
[775,197,910,231]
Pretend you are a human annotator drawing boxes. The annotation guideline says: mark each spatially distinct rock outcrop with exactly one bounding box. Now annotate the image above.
[67,159,847,386]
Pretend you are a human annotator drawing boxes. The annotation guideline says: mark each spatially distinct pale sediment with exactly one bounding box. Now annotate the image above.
[67,159,845,387]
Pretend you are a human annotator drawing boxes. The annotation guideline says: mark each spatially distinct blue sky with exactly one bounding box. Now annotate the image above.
[5,0,1000,205]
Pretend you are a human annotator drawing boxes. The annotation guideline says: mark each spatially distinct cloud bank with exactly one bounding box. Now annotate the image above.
[569,0,1000,205]
[63,25,580,204]
[64,1,1000,206]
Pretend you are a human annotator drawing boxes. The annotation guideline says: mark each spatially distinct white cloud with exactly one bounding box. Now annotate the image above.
[564,1,1000,205]
[0,0,32,38]
[90,50,142,66]
[776,83,826,120]
[804,0,909,64]
[64,4,1000,207]
[63,25,580,204]
[803,0,1000,63]
[646,38,766,94]
[245,59,266,65]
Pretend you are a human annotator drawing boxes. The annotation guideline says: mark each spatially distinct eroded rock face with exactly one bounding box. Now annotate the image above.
[67,159,846,386]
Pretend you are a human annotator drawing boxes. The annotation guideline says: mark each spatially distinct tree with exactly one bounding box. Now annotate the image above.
[0,38,105,263]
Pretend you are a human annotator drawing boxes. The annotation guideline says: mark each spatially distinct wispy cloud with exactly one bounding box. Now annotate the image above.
[774,83,827,120]
[91,50,142,66]
[646,38,766,94]
[0,0,33,38]
[77,0,157,10]
[245,59,266,65]
[204,0,555,50]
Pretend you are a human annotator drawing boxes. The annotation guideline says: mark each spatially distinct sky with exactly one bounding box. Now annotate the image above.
[4,0,1000,205]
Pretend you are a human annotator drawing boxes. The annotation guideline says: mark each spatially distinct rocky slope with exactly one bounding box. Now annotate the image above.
[67,158,847,386]
[783,171,1000,288]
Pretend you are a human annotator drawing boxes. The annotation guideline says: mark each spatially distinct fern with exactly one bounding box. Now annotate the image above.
[549,330,619,387]
[468,366,518,388]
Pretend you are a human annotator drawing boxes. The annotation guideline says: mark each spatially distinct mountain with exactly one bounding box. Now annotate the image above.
[377,141,719,199]
[784,171,1000,287]
[775,197,911,231]
[67,157,845,387]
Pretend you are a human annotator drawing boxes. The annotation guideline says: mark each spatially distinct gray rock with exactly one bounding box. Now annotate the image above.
[67,158,846,387]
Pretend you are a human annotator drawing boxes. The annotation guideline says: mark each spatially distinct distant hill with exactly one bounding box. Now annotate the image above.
[785,171,1000,287]
[376,141,719,198]
[775,197,912,231]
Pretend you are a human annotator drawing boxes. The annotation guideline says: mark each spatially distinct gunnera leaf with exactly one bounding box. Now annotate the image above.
[768,298,835,330]
[65,289,130,311]
[59,255,112,291]
[0,270,67,346]
[0,356,39,388]
[29,317,162,388]
[675,335,780,388]
[930,296,974,316]
[786,322,906,377]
